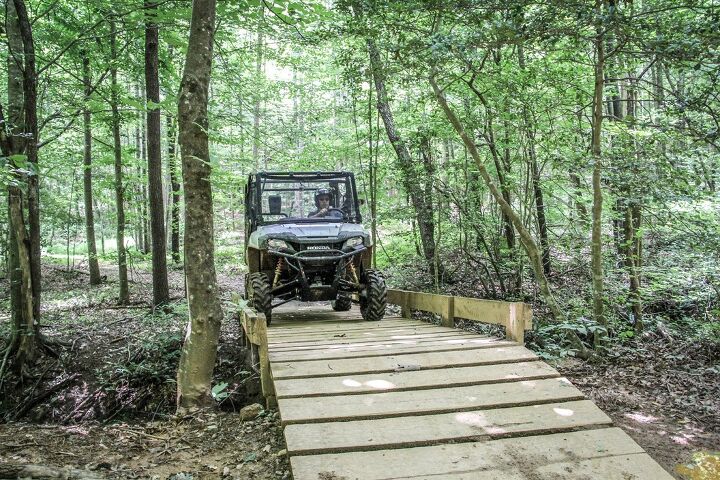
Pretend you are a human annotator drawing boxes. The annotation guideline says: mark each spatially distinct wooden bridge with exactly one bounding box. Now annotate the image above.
[239,290,672,480]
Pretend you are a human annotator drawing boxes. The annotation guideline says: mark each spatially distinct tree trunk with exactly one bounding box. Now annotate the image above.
[591,1,607,347]
[145,0,169,306]
[110,21,129,305]
[625,72,643,332]
[6,0,24,331]
[430,74,588,358]
[367,39,439,278]
[81,51,101,285]
[367,80,378,267]
[13,0,41,324]
[8,185,37,370]
[252,4,264,170]
[518,43,551,277]
[167,114,181,264]
[176,0,223,411]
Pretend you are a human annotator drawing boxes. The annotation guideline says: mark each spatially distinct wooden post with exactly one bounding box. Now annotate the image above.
[441,296,454,328]
[233,293,247,347]
[401,291,411,319]
[506,302,525,344]
[241,308,276,408]
[256,312,276,408]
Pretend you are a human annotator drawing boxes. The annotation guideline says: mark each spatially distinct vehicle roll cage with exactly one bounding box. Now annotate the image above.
[245,171,363,226]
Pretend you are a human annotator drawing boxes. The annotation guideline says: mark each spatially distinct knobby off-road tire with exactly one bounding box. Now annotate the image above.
[247,272,273,326]
[331,294,352,312]
[360,269,387,322]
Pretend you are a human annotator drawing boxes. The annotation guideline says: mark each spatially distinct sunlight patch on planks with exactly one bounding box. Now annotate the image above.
[273,361,559,398]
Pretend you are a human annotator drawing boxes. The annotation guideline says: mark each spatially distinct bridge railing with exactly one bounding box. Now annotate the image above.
[387,289,533,343]
[238,307,276,407]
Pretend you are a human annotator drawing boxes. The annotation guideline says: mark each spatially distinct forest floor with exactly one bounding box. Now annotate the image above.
[1,261,289,479]
[0,259,718,479]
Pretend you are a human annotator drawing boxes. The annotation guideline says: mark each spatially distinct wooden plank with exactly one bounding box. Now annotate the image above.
[289,428,654,480]
[267,330,476,349]
[270,337,518,362]
[279,377,584,424]
[535,453,673,479]
[274,361,559,398]
[241,308,264,345]
[269,337,516,362]
[270,316,413,329]
[454,296,518,326]
[267,332,485,353]
[267,325,451,344]
[272,345,537,379]
[363,454,672,480]
[267,320,431,336]
[387,289,453,316]
[284,400,612,455]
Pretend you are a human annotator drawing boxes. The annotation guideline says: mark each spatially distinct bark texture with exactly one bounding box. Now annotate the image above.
[176,0,223,411]
[14,0,41,323]
[591,3,607,346]
[167,114,181,264]
[6,0,24,331]
[145,0,170,306]
[110,21,129,304]
[82,52,101,285]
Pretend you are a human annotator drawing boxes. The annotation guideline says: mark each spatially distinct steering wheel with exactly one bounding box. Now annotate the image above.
[326,208,346,219]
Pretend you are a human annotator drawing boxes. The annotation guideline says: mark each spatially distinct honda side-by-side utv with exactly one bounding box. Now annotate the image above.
[243,171,387,325]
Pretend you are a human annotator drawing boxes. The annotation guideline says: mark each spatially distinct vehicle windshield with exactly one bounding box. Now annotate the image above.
[256,174,360,224]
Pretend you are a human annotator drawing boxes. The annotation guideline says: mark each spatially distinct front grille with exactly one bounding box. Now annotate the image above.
[291,242,343,251]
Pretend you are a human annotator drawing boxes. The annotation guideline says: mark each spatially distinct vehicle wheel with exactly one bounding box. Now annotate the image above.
[331,294,352,312]
[247,272,273,326]
[360,269,386,322]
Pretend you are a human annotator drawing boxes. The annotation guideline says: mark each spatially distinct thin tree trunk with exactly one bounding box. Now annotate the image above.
[94,198,105,256]
[145,0,169,306]
[176,0,223,411]
[81,51,101,285]
[367,38,439,277]
[591,1,607,347]
[518,43,551,276]
[167,114,181,264]
[625,72,643,331]
[252,4,264,170]
[110,21,129,304]
[367,80,378,268]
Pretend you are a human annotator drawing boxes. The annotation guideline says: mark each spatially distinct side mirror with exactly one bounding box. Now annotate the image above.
[268,195,282,215]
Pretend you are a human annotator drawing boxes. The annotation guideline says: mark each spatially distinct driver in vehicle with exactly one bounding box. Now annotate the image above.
[309,188,343,219]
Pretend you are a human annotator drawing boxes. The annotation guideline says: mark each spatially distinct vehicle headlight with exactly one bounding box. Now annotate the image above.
[343,237,363,248]
[267,238,288,249]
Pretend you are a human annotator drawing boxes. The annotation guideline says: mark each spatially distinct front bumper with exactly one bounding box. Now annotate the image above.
[268,246,366,301]
[268,246,366,265]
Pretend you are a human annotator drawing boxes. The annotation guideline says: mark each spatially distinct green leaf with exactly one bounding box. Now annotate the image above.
[211,381,229,400]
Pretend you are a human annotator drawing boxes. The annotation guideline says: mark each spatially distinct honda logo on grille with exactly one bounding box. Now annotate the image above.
[307,245,331,250]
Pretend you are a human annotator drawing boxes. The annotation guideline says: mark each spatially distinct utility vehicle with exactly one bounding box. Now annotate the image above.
[243,171,386,325]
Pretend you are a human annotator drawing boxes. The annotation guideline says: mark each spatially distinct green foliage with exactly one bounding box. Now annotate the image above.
[0,0,718,361]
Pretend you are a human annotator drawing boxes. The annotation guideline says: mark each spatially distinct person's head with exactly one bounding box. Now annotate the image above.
[314,188,333,208]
